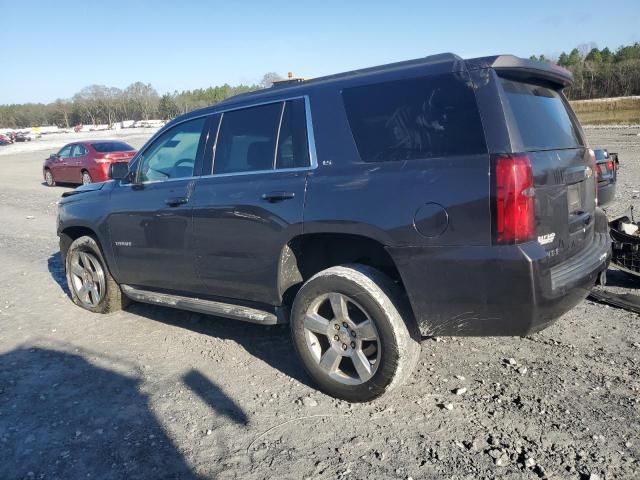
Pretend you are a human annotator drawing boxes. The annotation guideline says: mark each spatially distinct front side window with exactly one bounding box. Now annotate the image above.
[58,145,72,157]
[342,73,486,162]
[276,98,310,169]
[138,117,205,182]
[213,103,281,175]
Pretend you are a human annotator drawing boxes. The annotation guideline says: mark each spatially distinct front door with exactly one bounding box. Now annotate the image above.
[106,116,208,292]
[52,144,73,182]
[191,98,313,305]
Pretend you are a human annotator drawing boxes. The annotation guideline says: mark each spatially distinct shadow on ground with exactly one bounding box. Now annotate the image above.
[127,303,312,389]
[0,347,226,479]
[46,251,314,389]
[47,251,70,297]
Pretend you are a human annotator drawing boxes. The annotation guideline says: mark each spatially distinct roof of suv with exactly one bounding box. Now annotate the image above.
[176,53,573,123]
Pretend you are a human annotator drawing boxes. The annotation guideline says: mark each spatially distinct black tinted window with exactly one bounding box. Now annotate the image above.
[500,78,582,151]
[92,141,134,153]
[276,99,310,169]
[343,73,486,162]
[214,103,281,174]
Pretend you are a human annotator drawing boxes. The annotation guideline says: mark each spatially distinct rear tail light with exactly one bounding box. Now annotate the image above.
[493,154,535,244]
[606,160,614,172]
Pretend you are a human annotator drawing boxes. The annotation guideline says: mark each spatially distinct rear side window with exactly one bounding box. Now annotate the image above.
[214,103,281,174]
[92,141,134,153]
[342,73,486,162]
[276,99,310,169]
[71,144,87,156]
[500,78,582,151]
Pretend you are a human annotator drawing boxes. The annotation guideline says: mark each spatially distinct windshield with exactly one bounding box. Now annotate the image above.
[500,77,583,151]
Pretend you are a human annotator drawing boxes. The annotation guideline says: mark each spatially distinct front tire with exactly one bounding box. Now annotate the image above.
[44,169,55,186]
[65,236,128,313]
[291,264,421,402]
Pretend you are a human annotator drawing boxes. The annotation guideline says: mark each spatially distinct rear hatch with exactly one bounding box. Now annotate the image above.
[497,74,596,265]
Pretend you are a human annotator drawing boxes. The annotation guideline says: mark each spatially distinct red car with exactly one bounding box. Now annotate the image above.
[43,140,136,186]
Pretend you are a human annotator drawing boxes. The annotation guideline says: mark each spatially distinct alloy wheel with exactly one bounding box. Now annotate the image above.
[69,251,106,308]
[82,172,92,185]
[303,292,381,385]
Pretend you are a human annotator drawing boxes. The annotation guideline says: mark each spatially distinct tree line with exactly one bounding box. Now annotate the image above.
[530,42,640,99]
[2,42,640,128]
[0,73,282,129]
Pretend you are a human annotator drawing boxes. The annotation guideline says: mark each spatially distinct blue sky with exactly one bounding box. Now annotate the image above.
[1,0,638,104]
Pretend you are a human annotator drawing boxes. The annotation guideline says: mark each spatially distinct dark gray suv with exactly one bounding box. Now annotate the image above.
[57,53,610,401]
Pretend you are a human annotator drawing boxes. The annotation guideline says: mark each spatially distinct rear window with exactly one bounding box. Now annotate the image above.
[92,141,134,153]
[500,78,582,151]
[342,73,486,162]
[594,149,607,161]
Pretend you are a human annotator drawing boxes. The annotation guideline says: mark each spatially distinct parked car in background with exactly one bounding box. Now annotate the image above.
[56,53,610,401]
[14,132,32,142]
[0,134,13,145]
[43,140,136,186]
[593,148,617,207]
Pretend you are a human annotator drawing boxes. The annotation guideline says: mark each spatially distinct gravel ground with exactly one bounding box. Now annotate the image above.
[0,127,639,480]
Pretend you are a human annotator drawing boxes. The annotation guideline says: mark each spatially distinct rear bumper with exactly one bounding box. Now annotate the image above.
[388,213,611,337]
[597,181,616,207]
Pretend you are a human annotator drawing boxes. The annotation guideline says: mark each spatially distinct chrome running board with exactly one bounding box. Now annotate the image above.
[121,285,283,325]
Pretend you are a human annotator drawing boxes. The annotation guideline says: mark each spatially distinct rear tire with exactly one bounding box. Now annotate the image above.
[44,169,55,187]
[290,264,421,402]
[81,171,92,185]
[65,235,129,314]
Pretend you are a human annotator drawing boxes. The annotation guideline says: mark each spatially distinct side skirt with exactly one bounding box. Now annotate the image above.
[121,285,286,325]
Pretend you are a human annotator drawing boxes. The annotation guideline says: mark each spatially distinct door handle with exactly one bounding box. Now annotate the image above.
[165,196,189,207]
[261,191,295,202]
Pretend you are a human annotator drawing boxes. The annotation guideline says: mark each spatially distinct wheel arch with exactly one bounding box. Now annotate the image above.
[277,232,407,308]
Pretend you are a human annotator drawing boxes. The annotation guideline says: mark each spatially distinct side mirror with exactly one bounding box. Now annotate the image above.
[50,153,60,160]
[108,162,132,181]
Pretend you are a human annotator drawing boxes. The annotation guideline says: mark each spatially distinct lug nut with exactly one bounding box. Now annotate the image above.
[350,330,356,337]
[342,343,347,350]
[342,322,348,328]
[350,341,355,348]
[334,335,339,341]
[334,324,340,331]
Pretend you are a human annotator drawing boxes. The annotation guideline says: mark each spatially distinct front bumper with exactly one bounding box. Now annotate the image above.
[388,215,611,337]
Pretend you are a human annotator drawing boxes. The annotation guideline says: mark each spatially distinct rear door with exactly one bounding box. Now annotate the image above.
[497,75,595,263]
[191,98,313,305]
[70,144,88,183]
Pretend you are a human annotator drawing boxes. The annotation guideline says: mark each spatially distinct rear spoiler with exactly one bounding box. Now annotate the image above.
[465,55,573,88]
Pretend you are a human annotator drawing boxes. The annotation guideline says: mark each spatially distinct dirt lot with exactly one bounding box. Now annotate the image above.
[0,128,639,480]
